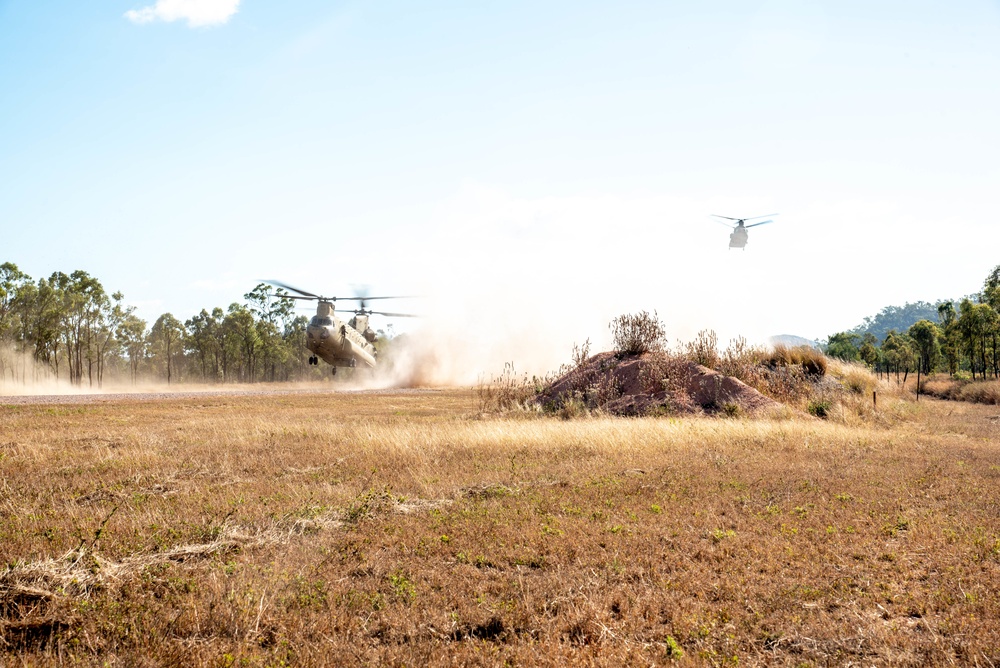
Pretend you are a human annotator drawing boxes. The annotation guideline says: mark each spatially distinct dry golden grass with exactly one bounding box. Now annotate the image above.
[2,389,1000,665]
[923,377,1000,405]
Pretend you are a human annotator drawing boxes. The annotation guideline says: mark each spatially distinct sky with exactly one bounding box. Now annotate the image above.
[2,0,999,372]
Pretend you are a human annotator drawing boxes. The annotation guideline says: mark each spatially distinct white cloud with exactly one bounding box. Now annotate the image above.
[125,0,241,27]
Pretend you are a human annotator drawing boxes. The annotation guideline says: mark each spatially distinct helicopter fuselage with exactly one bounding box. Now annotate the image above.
[729,223,748,249]
[306,301,377,369]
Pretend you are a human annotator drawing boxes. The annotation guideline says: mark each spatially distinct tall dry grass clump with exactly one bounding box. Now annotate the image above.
[476,362,540,414]
[923,377,1000,405]
[766,343,827,377]
[956,380,1000,404]
[684,329,719,369]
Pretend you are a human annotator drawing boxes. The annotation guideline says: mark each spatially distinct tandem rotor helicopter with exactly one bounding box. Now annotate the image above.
[264,280,416,375]
[711,213,777,250]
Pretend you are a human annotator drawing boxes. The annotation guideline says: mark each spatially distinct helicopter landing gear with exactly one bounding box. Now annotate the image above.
[307,356,318,365]
[331,367,337,376]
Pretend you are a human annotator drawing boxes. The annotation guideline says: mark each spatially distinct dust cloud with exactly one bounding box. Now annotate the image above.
[0,344,87,396]
[342,186,774,388]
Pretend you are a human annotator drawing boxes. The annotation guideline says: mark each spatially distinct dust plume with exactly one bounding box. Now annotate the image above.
[0,344,87,396]
[342,185,776,388]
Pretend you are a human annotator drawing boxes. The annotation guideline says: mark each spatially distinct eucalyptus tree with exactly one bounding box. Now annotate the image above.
[825,332,861,361]
[49,270,110,386]
[908,320,941,375]
[859,333,880,372]
[222,304,260,382]
[245,283,296,382]
[185,308,223,381]
[937,301,960,376]
[882,330,915,383]
[117,313,147,384]
[0,262,31,339]
[149,313,185,384]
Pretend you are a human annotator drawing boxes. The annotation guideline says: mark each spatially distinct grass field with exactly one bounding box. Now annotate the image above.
[2,389,1000,665]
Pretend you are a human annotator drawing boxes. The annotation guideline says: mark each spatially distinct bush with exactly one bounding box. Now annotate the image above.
[685,329,719,369]
[807,399,832,418]
[610,311,665,357]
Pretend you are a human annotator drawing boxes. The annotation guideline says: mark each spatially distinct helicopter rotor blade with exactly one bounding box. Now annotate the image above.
[368,310,419,318]
[339,295,418,301]
[711,218,737,229]
[261,280,320,299]
[335,309,419,318]
[282,294,319,301]
[744,213,778,221]
[711,214,741,221]
[745,220,773,228]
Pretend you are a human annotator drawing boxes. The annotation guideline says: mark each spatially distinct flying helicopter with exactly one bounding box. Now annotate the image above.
[264,280,416,375]
[711,214,777,250]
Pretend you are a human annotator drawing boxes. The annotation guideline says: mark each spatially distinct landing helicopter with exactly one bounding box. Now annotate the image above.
[264,280,416,375]
[711,214,777,250]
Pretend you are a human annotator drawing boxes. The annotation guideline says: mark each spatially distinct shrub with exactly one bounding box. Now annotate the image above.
[685,329,719,369]
[807,399,832,418]
[718,335,764,386]
[610,311,666,356]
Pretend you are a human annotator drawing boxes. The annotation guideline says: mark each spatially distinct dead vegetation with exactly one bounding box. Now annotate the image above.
[1,389,999,664]
[922,376,1000,405]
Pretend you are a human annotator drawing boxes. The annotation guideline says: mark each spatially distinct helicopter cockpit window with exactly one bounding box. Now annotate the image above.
[310,317,334,327]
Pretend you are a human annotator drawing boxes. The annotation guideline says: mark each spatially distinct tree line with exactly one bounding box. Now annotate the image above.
[0,262,332,386]
[826,264,1000,383]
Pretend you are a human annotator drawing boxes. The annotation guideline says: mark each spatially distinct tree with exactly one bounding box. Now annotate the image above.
[222,304,259,382]
[117,313,147,384]
[825,332,861,362]
[908,320,941,396]
[882,330,915,383]
[185,309,223,381]
[859,333,879,370]
[0,262,30,339]
[149,313,184,384]
[937,301,961,376]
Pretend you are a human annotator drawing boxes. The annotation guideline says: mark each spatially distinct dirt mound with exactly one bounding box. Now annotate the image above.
[536,351,780,417]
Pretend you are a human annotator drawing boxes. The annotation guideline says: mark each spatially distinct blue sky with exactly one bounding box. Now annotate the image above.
[2,0,999,369]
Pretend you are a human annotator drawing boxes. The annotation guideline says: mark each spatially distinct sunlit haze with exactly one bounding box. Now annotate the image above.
[3,0,999,375]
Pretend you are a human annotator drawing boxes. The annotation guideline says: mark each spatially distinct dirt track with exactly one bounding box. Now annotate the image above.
[0,386,439,405]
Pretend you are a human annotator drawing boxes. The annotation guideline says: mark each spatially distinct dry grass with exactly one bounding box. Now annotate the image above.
[923,377,1000,405]
[1,390,1000,665]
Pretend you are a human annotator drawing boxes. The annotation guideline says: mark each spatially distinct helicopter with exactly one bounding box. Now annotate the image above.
[264,280,416,375]
[711,214,777,250]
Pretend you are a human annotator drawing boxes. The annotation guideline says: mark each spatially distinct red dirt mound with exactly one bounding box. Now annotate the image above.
[536,351,780,417]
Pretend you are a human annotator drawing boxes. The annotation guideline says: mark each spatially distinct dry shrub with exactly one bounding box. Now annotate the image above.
[757,365,811,405]
[571,339,591,368]
[610,311,665,357]
[477,362,538,413]
[684,329,718,369]
[639,351,697,413]
[825,358,878,395]
[717,336,765,387]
